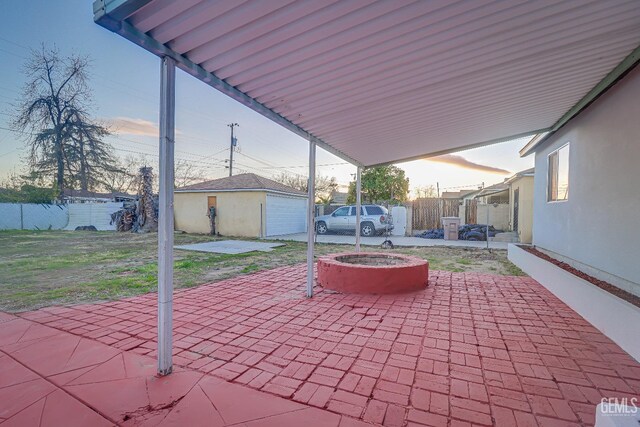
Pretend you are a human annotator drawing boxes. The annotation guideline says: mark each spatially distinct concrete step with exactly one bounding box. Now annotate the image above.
[492,232,520,243]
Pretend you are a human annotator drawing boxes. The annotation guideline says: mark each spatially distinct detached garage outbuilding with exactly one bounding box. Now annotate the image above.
[174,173,308,237]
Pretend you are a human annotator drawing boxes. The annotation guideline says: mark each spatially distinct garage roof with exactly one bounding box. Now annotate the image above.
[176,172,306,196]
[94,0,640,167]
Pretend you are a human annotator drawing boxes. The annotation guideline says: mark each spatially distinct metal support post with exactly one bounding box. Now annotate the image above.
[355,166,362,252]
[306,138,316,298]
[157,56,175,376]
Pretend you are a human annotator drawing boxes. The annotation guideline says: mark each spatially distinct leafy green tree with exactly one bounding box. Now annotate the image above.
[0,171,57,203]
[347,166,409,204]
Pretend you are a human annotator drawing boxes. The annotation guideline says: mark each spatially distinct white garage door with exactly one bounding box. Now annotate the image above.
[266,194,307,237]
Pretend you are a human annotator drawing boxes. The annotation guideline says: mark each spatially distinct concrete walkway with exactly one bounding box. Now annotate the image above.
[266,233,509,250]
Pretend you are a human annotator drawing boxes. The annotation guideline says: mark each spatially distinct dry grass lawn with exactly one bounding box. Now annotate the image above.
[0,230,523,312]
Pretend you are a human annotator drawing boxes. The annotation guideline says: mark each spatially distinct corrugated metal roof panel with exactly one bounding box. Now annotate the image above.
[95,0,640,166]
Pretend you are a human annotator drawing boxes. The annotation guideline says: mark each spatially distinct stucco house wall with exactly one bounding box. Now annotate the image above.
[509,175,534,244]
[174,191,266,237]
[532,66,640,293]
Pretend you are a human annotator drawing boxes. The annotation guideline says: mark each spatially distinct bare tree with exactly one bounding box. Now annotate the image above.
[274,172,338,201]
[12,46,113,198]
[102,155,140,194]
[103,156,209,194]
[174,159,208,188]
[414,185,438,199]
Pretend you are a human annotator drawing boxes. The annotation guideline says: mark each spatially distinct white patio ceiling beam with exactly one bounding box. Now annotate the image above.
[93,0,640,167]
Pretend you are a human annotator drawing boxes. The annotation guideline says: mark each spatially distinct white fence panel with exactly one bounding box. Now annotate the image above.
[65,202,123,231]
[0,203,69,230]
[0,204,22,229]
[476,203,510,230]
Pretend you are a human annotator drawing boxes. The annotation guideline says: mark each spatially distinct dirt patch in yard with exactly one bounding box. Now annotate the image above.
[0,230,524,311]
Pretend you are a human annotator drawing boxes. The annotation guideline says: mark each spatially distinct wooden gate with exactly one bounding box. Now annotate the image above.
[412,198,459,229]
[465,199,477,225]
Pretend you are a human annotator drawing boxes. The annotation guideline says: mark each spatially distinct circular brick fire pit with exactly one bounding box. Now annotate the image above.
[317,252,428,294]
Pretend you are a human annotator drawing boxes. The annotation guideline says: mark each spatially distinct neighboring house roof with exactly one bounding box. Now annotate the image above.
[459,189,482,199]
[475,168,535,198]
[475,182,509,198]
[441,191,461,199]
[505,167,535,184]
[442,189,482,199]
[175,173,306,196]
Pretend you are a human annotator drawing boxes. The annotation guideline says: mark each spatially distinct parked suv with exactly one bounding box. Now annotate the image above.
[315,205,393,236]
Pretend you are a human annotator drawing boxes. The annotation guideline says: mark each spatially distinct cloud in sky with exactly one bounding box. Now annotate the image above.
[107,117,158,137]
[426,154,510,174]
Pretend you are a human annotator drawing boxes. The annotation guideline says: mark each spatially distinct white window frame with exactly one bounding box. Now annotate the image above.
[547,142,570,202]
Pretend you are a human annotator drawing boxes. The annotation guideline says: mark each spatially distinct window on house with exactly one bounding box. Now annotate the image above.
[548,143,569,201]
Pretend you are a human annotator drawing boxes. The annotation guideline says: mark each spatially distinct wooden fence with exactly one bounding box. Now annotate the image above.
[465,199,478,224]
[411,198,460,229]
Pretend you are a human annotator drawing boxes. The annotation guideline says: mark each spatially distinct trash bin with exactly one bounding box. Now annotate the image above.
[442,216,460,240]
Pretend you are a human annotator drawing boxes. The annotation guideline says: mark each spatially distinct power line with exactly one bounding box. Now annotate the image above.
[0,148,20,157]
[0,35,350,178]
[0,125,228,171]
[440,183,485,190]
[0,124,347,175]
[0,114,230,166]
[0,35,334,171]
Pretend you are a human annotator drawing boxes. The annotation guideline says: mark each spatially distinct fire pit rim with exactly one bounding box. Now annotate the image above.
[317,252,427,269]
[316,252,429,295]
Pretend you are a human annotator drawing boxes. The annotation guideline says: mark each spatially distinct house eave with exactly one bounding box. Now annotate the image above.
[520,43,640,157]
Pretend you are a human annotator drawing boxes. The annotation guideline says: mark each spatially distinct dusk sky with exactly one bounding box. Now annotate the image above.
[0,0,535,195]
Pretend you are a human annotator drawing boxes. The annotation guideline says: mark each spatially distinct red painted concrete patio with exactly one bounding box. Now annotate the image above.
[5,266,640,426]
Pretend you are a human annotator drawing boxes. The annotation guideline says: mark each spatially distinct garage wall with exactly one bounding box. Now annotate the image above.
[266,194,307,236]
[532,65,640,291]
[174,191,265,237]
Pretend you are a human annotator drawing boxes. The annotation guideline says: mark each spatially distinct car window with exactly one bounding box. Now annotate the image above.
[349,207,364,216]
[365,206,384,215]
[333,207,349,216]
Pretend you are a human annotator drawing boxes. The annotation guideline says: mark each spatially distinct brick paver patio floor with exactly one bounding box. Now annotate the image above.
[15,266,640,426]
[0,312,349,426]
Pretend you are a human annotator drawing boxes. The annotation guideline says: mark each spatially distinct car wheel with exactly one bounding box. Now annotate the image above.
[316,221,328,234]
[361,222,375,237]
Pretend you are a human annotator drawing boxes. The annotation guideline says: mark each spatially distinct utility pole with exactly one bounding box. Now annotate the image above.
[227,123,239,177]
[436,182,441,228]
